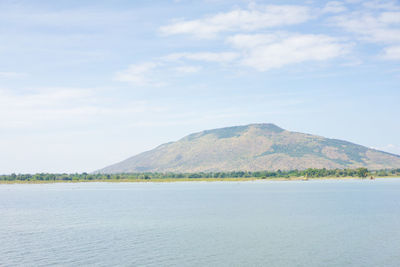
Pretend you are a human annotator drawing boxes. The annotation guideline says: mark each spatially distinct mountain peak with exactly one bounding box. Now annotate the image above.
[248,123,284,132]
[183,123,284,141]
[97,124,400,173]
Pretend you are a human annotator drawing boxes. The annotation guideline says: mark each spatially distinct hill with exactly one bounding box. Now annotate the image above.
[97,123,400,173]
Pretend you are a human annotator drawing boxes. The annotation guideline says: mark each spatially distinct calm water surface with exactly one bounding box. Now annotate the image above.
[1,179,400,266]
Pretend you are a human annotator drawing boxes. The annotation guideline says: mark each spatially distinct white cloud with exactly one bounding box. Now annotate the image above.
[120,33,349,76]
[380,12,400,24]
[332,11,400,44]
[0,87,164,130]
[0,88,94,129]
[322,1,348,13]
[173,65,202,73]
[345,0,362,4]
[227,33,278,48]
[0,88,92,108]
[0,72,27,78]
[114,52,238,85]
[330,2,400,59]
[114,54,234,86]
[362,0,400,10]
[160,5,311,38]
[227,33,350,71]
[114,62,164,86]
[163,52,239,63]
[382,46,400,60]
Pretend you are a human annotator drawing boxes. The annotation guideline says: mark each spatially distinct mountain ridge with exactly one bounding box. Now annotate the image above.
[97,123,400,173]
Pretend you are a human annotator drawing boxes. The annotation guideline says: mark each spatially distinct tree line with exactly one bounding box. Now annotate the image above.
[1,168,400,181]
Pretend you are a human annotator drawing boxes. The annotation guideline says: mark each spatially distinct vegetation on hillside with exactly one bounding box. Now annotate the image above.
[98,124,400,173]
[1,168,400,182]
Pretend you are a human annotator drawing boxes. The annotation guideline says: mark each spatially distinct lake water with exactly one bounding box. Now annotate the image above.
[1,179,400,266]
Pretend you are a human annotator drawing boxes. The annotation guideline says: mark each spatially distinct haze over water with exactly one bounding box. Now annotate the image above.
[1,179,400,266]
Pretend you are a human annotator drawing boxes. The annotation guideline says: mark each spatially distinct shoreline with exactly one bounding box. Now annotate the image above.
[1,176,398,184]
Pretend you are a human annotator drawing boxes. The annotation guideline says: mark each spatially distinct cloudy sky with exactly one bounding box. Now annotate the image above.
[1,0,400,174]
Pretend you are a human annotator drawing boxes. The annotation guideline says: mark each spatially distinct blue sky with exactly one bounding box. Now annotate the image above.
[1,0,399,173]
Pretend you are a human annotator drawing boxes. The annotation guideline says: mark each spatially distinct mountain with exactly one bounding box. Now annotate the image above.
[97,123,400,173]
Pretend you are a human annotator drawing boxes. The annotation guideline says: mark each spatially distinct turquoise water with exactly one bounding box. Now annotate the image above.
[1,179,400,266]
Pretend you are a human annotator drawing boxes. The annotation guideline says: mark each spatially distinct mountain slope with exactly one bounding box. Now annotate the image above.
[97,123,400,173]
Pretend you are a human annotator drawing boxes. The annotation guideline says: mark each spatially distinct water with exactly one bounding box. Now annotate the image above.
[1,179,400,266]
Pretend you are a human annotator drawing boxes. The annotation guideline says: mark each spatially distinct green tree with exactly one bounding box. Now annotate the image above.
[356,168,368,178]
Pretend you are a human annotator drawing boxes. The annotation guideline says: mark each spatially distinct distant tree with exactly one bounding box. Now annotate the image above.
[356,168,368,178]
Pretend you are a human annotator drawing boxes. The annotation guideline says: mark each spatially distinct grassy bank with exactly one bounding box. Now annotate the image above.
[1,176,398,184]
[2,168,399,184]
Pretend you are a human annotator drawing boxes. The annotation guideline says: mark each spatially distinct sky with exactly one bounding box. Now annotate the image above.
[1,0,400,174]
